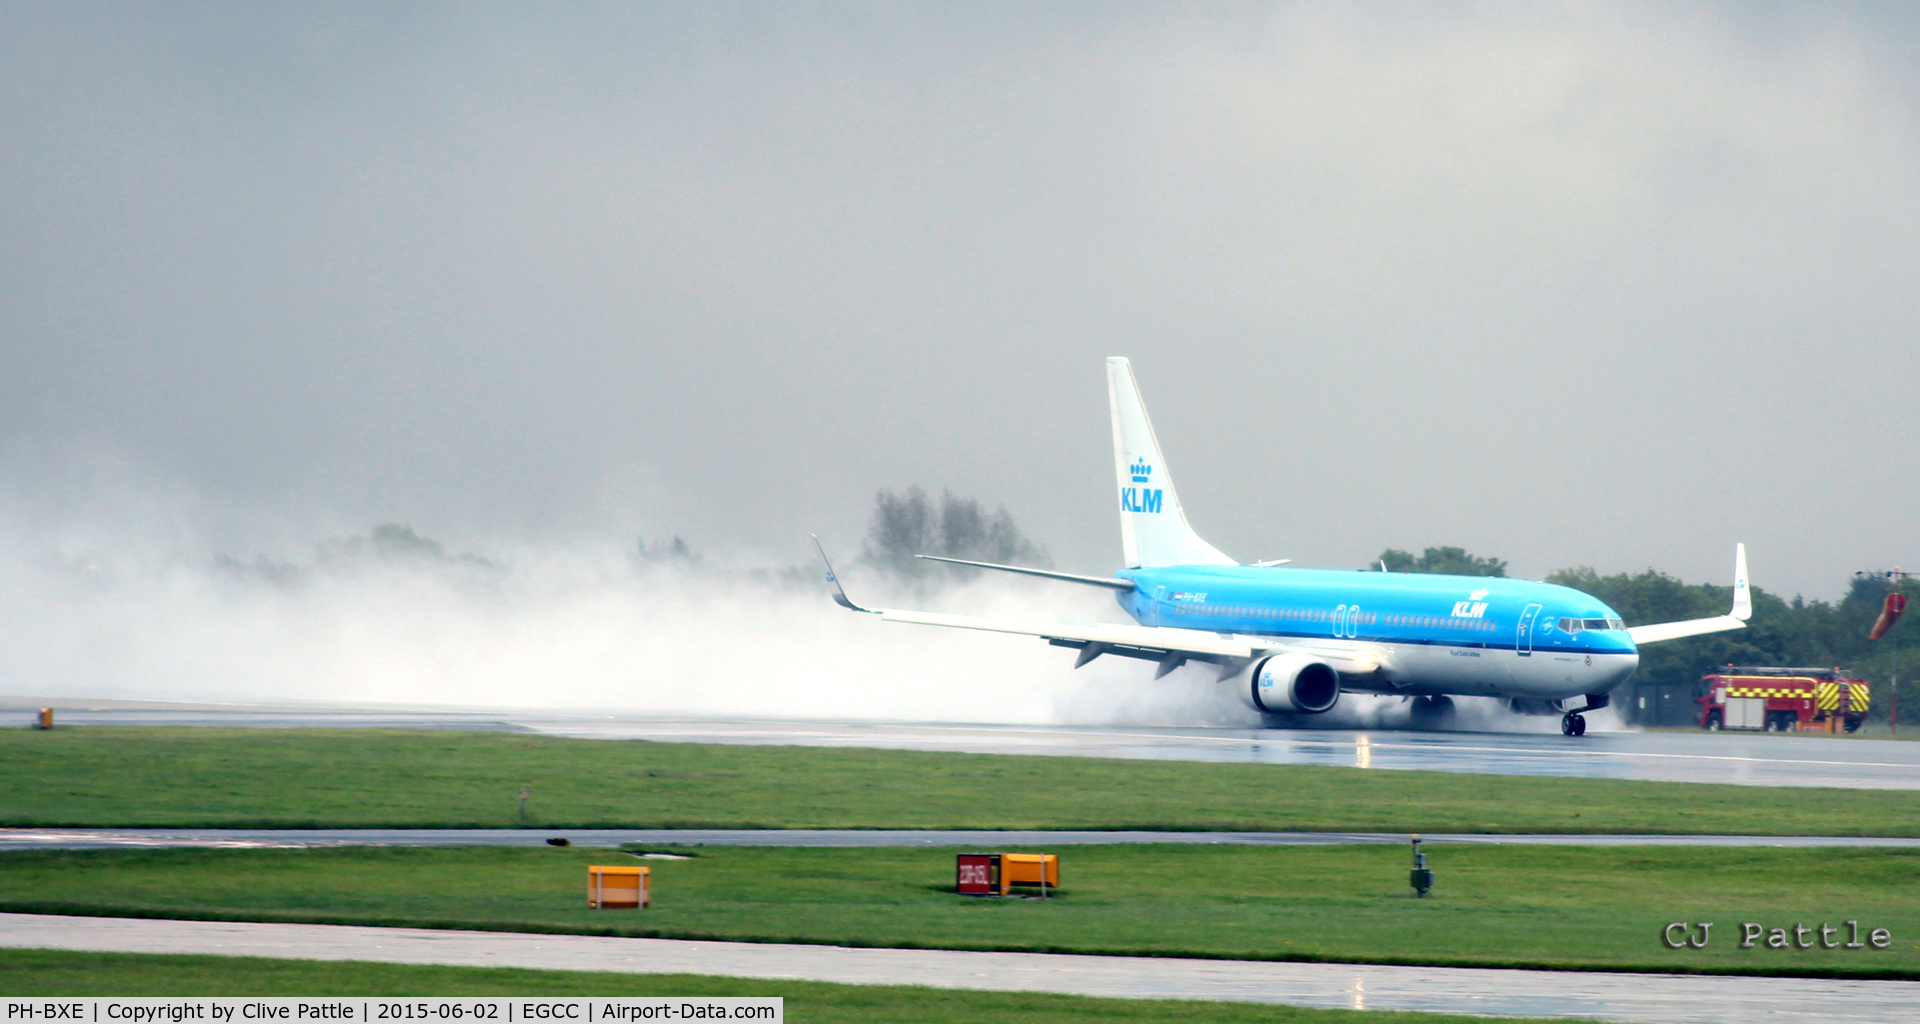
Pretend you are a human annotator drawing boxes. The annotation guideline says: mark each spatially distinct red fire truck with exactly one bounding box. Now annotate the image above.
[1697,666,1870,733]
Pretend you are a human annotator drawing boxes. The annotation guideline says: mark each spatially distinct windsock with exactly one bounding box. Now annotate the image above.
[1870,592,1907,640]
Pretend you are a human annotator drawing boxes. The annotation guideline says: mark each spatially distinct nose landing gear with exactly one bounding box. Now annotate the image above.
[1559,693,1610,737]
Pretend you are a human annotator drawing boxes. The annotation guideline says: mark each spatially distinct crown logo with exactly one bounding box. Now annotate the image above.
[1129,459,1152,483]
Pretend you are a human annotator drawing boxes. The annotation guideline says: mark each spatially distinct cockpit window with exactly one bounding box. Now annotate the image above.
[1559,617,1627,633]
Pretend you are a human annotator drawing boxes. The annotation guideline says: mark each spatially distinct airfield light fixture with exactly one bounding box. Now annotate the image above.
[1409,835,1433,898]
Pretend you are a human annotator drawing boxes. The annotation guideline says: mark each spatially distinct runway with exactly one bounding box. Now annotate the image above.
[4,912,1912,1024]
[538,717,1920,790]
[9,827,1920,851]
[13,697,1920,790]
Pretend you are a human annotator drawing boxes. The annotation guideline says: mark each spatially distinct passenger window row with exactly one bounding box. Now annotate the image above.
[1386,613,1495,632]
[1186,605,1380,626]
[1179,605,1497,632]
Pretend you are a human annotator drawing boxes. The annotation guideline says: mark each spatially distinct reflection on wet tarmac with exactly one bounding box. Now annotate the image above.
[533,718,1920,790]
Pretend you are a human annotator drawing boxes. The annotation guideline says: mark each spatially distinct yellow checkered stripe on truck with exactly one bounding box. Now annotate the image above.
[1813,681,1871,712]
[1723,681,1870,712]
[1726,686,1810,698]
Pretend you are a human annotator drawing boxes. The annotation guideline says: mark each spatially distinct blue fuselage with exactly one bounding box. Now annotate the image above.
[1115,565,1638,700]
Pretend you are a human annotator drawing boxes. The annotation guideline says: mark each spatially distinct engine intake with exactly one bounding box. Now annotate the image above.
[1241,652,1341,715]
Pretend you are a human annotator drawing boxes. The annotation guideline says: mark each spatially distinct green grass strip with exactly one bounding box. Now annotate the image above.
[1,844,1914,980]
[4,727,1918,835]
[0,949,1569,1024]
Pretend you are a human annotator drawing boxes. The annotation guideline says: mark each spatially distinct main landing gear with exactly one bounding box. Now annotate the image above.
[1560,693,1610,737]
[1408,695,1455,731]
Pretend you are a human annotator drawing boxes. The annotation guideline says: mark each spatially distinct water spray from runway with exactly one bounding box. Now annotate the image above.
[0,461,1243,725]
[0,459,1623,733]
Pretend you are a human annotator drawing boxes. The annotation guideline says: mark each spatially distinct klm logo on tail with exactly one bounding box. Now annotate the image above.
[1122,459,1163,513]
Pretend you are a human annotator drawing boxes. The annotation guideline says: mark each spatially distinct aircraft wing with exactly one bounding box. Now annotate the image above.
[1627,544,1752,646]
[876,606,1384,674]
[875,607,1255,659]
[812,538,1379,675]
[1627,615,1746,645]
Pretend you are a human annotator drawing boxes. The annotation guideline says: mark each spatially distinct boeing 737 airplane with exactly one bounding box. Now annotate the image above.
[817,357,1751,736]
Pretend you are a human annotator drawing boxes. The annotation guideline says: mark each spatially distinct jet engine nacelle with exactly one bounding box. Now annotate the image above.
[1236,652,1341,715]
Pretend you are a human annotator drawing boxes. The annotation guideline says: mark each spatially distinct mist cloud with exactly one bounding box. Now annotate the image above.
[0,454,1253,724]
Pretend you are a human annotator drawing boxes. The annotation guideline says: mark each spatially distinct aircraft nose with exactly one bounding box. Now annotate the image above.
[1610,653,1640,686]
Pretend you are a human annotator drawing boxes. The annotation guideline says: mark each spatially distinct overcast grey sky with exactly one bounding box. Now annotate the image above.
[5,2,1919,599]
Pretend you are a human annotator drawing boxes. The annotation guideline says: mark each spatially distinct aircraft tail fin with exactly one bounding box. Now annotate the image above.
[1107,357,1236,569]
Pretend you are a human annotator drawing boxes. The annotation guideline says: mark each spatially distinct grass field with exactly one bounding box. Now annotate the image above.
[4,727,1918,835]
[1845,723,1920,740]
[0,949,1570,1024]
[3,844,1914,979]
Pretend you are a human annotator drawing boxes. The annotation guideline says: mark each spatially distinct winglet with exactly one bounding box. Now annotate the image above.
[811,535,877,613]
[1731,543,1752,621]
[1626,543,1753,645]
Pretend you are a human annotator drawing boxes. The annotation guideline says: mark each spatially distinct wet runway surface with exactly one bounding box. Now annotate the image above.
[15,697,1920,790]
[6,912,1913,1023]
[541,717,1920,790]
[9,827,1920,850]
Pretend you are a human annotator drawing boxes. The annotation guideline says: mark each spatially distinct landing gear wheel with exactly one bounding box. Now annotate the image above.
[1409,696,1455,731]
[1561,713,1587,736]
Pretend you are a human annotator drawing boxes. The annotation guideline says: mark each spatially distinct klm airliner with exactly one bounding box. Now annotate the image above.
[818,357,1751,736]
